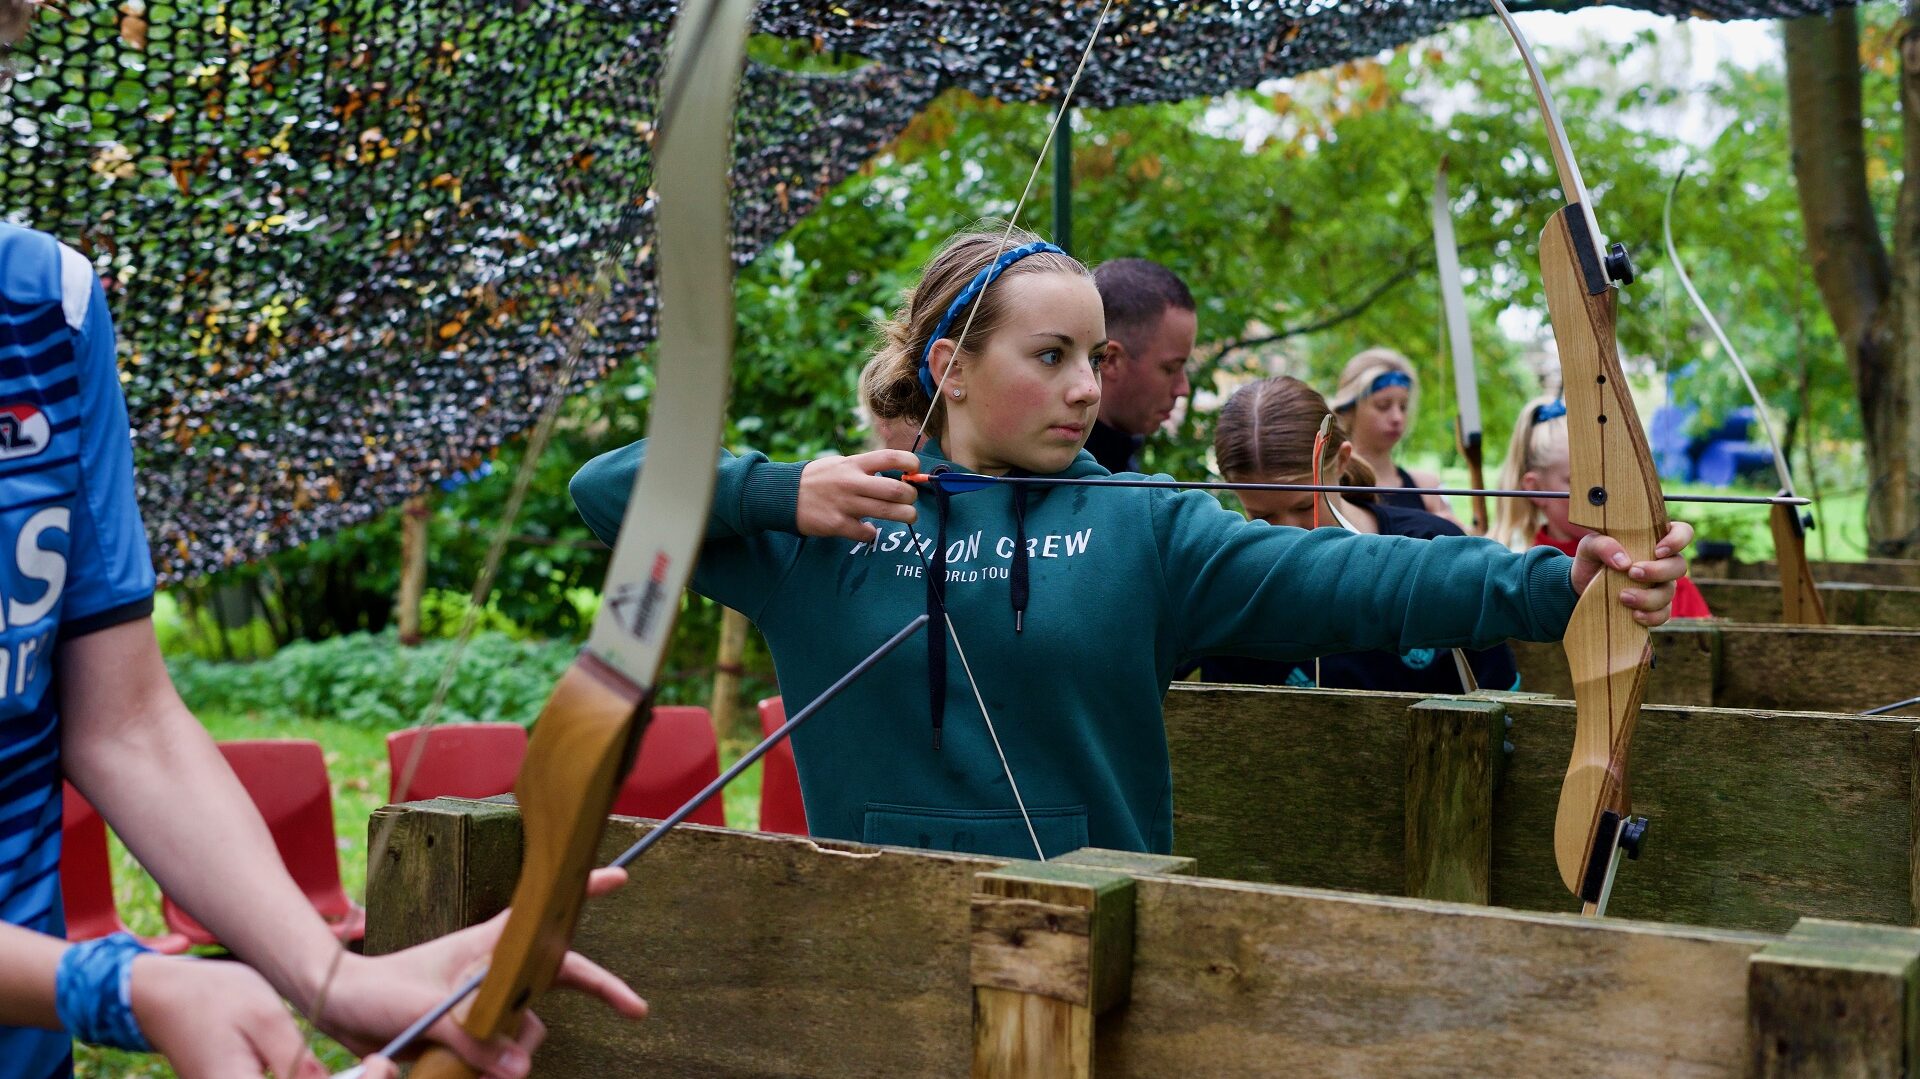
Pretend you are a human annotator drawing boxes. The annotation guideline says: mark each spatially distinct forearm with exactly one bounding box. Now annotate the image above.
[571,441,805,545]
[1174,498,1579,659]
[60,701,339,1014]
[0,923,66,1029]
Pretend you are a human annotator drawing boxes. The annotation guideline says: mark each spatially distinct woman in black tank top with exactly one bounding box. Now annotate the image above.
[1327,348,1465,528]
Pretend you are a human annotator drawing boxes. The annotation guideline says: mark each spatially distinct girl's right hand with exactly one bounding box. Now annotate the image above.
[797,450,922,542]
[130,954,329,1078]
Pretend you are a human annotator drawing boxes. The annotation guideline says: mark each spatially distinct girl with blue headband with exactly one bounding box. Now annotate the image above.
[570,225,1697,861]
[1495,393,1713,617]
[1328,348,1464,528]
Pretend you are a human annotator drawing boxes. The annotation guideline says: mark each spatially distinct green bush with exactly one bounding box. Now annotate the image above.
[167,630,578,730]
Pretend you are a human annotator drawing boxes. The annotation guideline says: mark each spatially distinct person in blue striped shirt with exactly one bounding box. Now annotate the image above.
[0,9,646,1074]
[0,221,650,1079]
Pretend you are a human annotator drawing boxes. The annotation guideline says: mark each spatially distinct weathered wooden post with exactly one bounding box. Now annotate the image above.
[970,860,1137,1078]
[1747,919,1920,1077]
[1404,697,1506,904]
[363,796,521,956]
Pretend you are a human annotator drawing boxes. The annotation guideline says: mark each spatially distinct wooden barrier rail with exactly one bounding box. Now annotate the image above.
[1695,578,1920,627]
[366,804,1920,1078]
[1163,684,1916,933]
[1508,621,1920,711]
[1693,555,1920,589]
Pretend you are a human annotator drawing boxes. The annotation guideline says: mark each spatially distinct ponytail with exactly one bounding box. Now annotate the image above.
[1215,376,1377,495]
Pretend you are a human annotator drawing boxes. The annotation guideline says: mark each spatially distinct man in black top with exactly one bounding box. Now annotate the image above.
[1087,258,1196,473]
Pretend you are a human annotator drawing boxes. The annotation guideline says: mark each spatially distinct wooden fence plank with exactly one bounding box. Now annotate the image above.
[1101,877,1767,1078]
[1165,685,1918,931]
[1511,623,1920,713]
[1694,557,1920,589]
[1696,579,1920,628]
[531,824,996,1077]
[359,804,1920,1078]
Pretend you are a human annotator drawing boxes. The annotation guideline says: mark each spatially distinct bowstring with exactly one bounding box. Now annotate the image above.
[901,0,1117,863]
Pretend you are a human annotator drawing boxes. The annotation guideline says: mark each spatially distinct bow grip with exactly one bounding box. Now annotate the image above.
[408,655,651,1079]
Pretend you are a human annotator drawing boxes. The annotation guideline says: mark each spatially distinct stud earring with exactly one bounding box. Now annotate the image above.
[951,389,965,399]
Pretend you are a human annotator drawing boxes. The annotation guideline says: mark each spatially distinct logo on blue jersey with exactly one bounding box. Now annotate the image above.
[0,404,49,461]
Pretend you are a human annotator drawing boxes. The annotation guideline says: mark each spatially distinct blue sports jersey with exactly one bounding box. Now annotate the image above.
[0,224,157,1079]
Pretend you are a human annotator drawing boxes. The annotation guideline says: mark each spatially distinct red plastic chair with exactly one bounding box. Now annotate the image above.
[385,722,528,803]
[162,740,365,946]
[755,696,809,836]
[59,784,189,953]
[609,706,726,827]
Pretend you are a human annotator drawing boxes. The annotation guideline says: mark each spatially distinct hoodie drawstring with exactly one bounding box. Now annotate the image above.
[926,480,951,750]
[1010,483,1030,633]
[921,469,1035,749]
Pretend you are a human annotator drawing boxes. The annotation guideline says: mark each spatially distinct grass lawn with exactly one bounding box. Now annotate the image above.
[76,708,766,1077]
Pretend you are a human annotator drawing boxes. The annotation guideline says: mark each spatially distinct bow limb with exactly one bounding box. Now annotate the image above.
[404,2,754,1074]
[1490,0,1661,914]
[1433,156,1487,535]
[1662,168,1827,625]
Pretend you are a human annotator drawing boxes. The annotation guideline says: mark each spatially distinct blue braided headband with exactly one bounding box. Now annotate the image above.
[56,932,156,1052]
[1366,369,1413,397]
[916,241,1067,400]
[1532,398,1568,424]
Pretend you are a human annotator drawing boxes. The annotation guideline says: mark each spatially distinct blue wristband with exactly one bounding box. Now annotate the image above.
[55,933,156,1052]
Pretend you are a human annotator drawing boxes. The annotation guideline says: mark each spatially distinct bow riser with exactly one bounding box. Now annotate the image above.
[409,660,650,1079]
[1539,207,1668,902]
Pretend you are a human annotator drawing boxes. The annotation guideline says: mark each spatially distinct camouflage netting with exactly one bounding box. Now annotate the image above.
[1,0,1847,580]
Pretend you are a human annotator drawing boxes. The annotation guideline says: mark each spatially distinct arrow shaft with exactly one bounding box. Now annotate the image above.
[906,472,1807,506]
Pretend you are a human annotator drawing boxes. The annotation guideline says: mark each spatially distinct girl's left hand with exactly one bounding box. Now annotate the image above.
[1568,520,1695,627]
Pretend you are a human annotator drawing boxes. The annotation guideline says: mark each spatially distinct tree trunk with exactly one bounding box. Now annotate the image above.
[1785,9,1918,555]
[398,495,431,646]
[1885,15,1920,553]
[709,606,751,737]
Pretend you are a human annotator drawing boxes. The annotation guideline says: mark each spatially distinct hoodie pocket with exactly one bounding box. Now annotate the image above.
[862,802,1088,860]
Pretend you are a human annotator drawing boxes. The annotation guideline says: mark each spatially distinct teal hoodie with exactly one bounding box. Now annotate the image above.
[570,440,1579,858]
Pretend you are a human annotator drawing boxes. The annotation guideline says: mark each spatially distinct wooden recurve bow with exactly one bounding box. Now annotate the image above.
[383,1,755,1073]
[1433,154,1488,537]
[1490,0,1659,915]
[1663,167,1827,625]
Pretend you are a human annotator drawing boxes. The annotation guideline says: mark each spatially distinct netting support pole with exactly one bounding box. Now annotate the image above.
[1052,106,1074,256]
